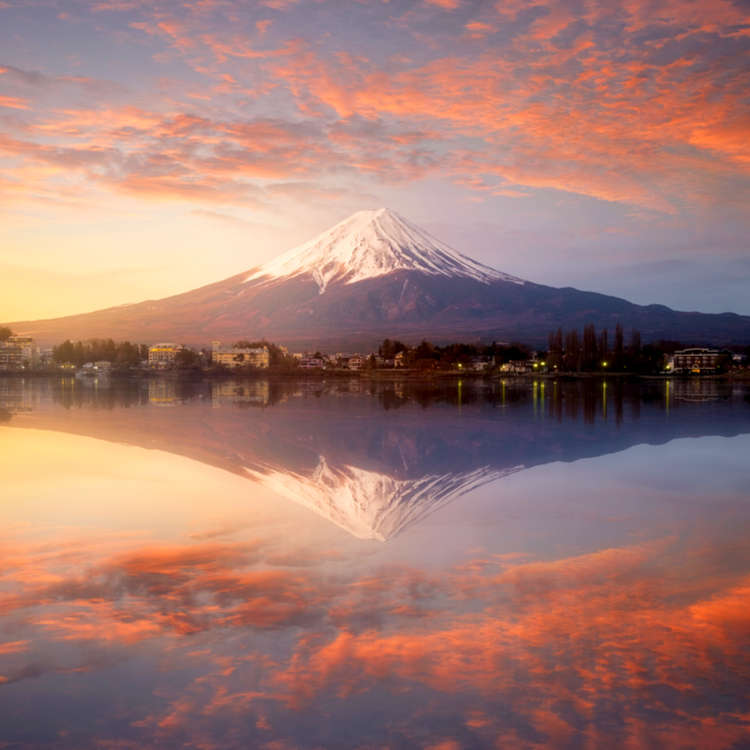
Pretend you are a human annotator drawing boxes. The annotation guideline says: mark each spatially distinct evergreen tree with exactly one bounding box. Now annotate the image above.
[547,328,563,369]
[582,324,598,370]
[598,329,609,365]
[564,329,581,371]
[614,323,624,369]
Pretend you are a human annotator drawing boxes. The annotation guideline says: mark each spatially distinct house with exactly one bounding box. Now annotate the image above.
[0,336,37,370]
[469,358,490,372]
[211,341,270,369]
[394,351,407,368]
[148,343,183,368]
[76,361,112,378]
[299,356,325,369]
[348,355,366,370]
[668,348,720,374]
[499,360,533,374]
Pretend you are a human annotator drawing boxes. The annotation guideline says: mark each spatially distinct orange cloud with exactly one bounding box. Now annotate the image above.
[0,0,748,217]
[0,640,29,655]
[425,0,461,8]
[0,95,29,110]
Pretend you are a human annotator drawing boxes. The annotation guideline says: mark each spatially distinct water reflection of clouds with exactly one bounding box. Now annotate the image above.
[2,527,750,748]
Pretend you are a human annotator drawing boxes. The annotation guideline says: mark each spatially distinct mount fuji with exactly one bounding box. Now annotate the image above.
[244,207,523,292]
[8,208,750,347]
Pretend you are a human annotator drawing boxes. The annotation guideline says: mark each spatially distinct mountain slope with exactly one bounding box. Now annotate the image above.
[6,208,750,347]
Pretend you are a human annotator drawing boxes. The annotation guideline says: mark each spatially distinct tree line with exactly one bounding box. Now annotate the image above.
[377,338,531,368]
[545,324,724,373]
[53,339,148,366]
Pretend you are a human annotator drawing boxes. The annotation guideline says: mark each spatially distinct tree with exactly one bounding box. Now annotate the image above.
[0,327,12,342]
[378,338,407,359]
[175,348,199,368]
[629,329,641,356]
[582,324,598,370]
[564,329,581,371]
[547,328,563,369]
[598,328,609,365]
[614,323,624,369]
[415,340,437,360]
[53,338,149,367]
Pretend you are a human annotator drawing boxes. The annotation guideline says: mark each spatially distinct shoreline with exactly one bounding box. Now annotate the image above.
[1,369,748,382]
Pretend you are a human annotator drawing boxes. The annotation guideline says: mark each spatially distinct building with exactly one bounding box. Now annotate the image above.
[76,361,112,378]
[499,360,533,374]
[298,356,325,369]
[469,357,491,372]
[668,348,720,374]
[0,342,23,371]
[0,335,37,370]
[148,343,184,368]
[347,355,365,370]
[211,341,270,369]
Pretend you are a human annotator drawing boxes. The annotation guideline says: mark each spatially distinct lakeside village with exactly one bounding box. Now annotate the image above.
[1,324,748,378]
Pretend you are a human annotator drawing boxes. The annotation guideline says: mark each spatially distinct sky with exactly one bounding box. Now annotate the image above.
[0,0,749,322]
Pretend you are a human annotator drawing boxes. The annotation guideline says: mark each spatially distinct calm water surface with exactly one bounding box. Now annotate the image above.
[1,376,749,749]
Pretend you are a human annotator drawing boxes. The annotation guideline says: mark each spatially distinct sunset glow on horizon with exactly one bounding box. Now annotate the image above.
[1,0,749,321]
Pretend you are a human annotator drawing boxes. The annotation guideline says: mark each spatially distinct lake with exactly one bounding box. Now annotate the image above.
[1,376,749,749]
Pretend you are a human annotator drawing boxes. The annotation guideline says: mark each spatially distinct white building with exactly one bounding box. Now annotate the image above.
[0,336,38,370]
[148,343,184,367]
[211,341,270,369]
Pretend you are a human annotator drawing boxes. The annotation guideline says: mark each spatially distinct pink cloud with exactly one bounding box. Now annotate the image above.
[425,0,461,8]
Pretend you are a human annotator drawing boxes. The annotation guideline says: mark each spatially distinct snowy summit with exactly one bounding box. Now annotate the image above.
[245,208,525,293]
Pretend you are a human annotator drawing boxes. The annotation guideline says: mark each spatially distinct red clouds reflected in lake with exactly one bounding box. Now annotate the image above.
[1,381,749,748]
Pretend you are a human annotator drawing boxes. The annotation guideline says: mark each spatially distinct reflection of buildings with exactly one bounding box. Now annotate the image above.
[671,378,722,402]
[212,380,271,407]
[0,378,37,413]
[148,379,179,405]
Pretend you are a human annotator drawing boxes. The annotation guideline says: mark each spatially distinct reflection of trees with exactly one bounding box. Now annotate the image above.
[2,375,745,428]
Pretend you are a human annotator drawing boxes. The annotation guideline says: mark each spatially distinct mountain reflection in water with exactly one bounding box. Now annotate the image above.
[2,376,749,541]
[1,376,749,749]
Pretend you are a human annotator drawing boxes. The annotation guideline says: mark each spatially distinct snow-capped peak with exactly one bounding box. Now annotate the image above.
[244,208,525,293]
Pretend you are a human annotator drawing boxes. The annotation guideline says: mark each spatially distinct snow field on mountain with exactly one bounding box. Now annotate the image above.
[244,208,525,293]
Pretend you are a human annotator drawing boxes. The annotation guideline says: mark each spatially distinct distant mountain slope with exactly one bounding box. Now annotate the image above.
[6,208,750,347]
